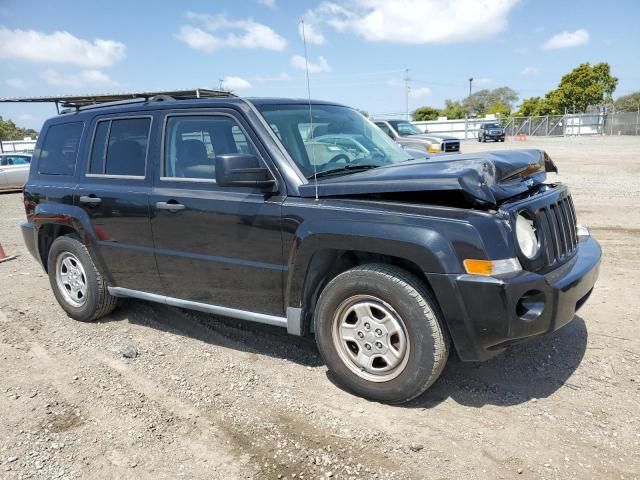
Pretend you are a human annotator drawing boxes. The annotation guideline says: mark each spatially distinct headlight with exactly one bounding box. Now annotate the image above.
[516,214,539,258]
[427,144,441,153]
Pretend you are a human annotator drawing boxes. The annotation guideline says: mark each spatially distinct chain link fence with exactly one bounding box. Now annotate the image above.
[414,109,640,139]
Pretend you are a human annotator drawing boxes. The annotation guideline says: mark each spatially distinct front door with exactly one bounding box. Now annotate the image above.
[150,111,284,316]
[75,114,162,294]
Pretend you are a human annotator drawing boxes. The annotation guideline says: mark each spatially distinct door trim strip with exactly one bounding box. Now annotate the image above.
[108,287,289,329]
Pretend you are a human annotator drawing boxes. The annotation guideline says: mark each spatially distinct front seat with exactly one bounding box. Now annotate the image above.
[176,140,214,179]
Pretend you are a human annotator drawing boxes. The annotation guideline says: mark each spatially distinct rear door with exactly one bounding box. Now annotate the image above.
[149,109,285,316]
[75,113,162,294]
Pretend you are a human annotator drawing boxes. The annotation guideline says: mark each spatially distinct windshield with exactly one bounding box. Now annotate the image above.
[484,123,502,129]
[390,121,423,136]
[256,104,413,178]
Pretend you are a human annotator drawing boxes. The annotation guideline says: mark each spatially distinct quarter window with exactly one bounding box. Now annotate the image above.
[164,115,256,180]
[89,117,150,177]
[38,122,83,176]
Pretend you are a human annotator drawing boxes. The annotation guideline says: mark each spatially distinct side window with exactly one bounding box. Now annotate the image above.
[375,122,393,138]
[164,115,256,180]
[38,122,83,175]
[10,156,31,165]
[88,117,150,177]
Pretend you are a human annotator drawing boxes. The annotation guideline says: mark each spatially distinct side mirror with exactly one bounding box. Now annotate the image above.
[215,153,276,189]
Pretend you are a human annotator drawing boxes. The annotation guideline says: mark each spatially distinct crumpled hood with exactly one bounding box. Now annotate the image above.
[298,149,558,207]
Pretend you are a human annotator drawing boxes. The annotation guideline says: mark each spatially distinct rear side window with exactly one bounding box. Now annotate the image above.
[89,117,151,177]
[38,122,83,175]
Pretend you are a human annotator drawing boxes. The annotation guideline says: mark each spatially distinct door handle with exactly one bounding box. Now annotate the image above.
[156,201,185,212]
[79,195,102,205]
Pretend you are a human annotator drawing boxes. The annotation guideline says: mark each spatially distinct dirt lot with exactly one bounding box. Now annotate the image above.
[1,135,639,479]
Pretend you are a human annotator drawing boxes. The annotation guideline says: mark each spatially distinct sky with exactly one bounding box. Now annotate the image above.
[1,0,638,130]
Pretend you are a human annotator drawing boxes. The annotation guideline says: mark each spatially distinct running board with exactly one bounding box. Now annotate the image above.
[107,287,298,332]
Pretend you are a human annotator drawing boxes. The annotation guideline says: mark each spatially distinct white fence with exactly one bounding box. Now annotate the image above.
[1,139,36,153]
[413,111,640,138]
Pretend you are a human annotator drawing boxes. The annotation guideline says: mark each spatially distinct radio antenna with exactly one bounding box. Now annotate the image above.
[301,20,319,202]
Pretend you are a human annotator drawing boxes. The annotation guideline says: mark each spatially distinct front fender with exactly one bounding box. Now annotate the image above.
[284,218,463,312]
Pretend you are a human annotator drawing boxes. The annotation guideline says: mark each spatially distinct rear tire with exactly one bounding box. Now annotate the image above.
[314,264,449,403]
[47,235,117,322]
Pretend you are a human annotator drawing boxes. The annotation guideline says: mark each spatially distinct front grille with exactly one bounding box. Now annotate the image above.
[537,195,578,266]
[442,141,460,152]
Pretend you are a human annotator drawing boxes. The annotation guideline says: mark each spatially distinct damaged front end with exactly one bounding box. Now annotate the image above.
[298,149,559,208]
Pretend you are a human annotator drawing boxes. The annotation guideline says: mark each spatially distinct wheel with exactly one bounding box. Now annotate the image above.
[314,264,449,403]
[500,138,505,142]
[482,135,486,143]
[47,235,117,322]
[477,135,481,142]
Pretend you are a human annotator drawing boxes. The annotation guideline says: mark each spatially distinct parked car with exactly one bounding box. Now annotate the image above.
[373,119,460,154]
[18,91,600,403]
[0,153,31,191]
[478,122,505,142]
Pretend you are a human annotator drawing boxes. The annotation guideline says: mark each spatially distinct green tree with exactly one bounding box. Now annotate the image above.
[0,116,38,141]
[515,96,554,116]
[412,106,441,121]
[614,91,640,111]
[462,86,518,116]
[486,100,511,117]
[545,62,618,113]
[441,99,468,119]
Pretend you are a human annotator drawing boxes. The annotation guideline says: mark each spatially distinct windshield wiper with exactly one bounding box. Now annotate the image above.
[307,164,378,179]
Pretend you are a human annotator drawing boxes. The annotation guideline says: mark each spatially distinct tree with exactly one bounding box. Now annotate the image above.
[0,116,38,141]
[486,100,511,117]
[545,62,618,113]
[462,87,518,116]
[412,106,441,121]
[614,91,640,111]
[515,96,554,116]
[441,99,468,119]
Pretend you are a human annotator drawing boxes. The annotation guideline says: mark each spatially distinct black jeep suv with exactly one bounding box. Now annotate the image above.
[19,91,601,403]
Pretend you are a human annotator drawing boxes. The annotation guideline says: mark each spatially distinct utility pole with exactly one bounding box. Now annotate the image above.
[404,68,411,121]
[468,77,473,97]
[219,78,224,91]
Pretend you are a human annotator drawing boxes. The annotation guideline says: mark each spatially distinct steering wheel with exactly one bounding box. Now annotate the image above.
[327,154,350,164]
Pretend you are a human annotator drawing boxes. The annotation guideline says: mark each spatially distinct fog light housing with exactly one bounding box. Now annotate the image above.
[516,290,546,322]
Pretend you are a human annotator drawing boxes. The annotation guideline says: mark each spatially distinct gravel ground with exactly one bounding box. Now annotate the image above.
[0,135,639,479]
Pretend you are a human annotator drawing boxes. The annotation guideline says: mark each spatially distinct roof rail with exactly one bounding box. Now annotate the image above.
[0,88,236,113]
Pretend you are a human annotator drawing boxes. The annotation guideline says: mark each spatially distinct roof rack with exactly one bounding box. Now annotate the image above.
[0,88,236,113]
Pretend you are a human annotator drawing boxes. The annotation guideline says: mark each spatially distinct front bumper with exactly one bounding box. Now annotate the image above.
[484,133,505,140]
[427,235,601,361]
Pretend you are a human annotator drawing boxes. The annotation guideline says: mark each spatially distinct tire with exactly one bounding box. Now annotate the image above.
[47,235,117,322]
[314,264,449,404]
[482,136,486,143]
[477,135,481,142]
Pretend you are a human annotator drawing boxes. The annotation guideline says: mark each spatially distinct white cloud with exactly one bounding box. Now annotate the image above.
[290,55,331,73]
[176,12,287,52]
[306,0,520,44]
[41,69,119,87]
[220,76,252,91]
[0,26,125,67]
[409,87,432,98]
[299,22,325,45]
[520,66,539,76]
[257,0,276,7]
[543,29,589,49]
[6,78,27,89]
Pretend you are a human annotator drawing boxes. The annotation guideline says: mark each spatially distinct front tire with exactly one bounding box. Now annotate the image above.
[47,235,117,322]
[314,264,449,403]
